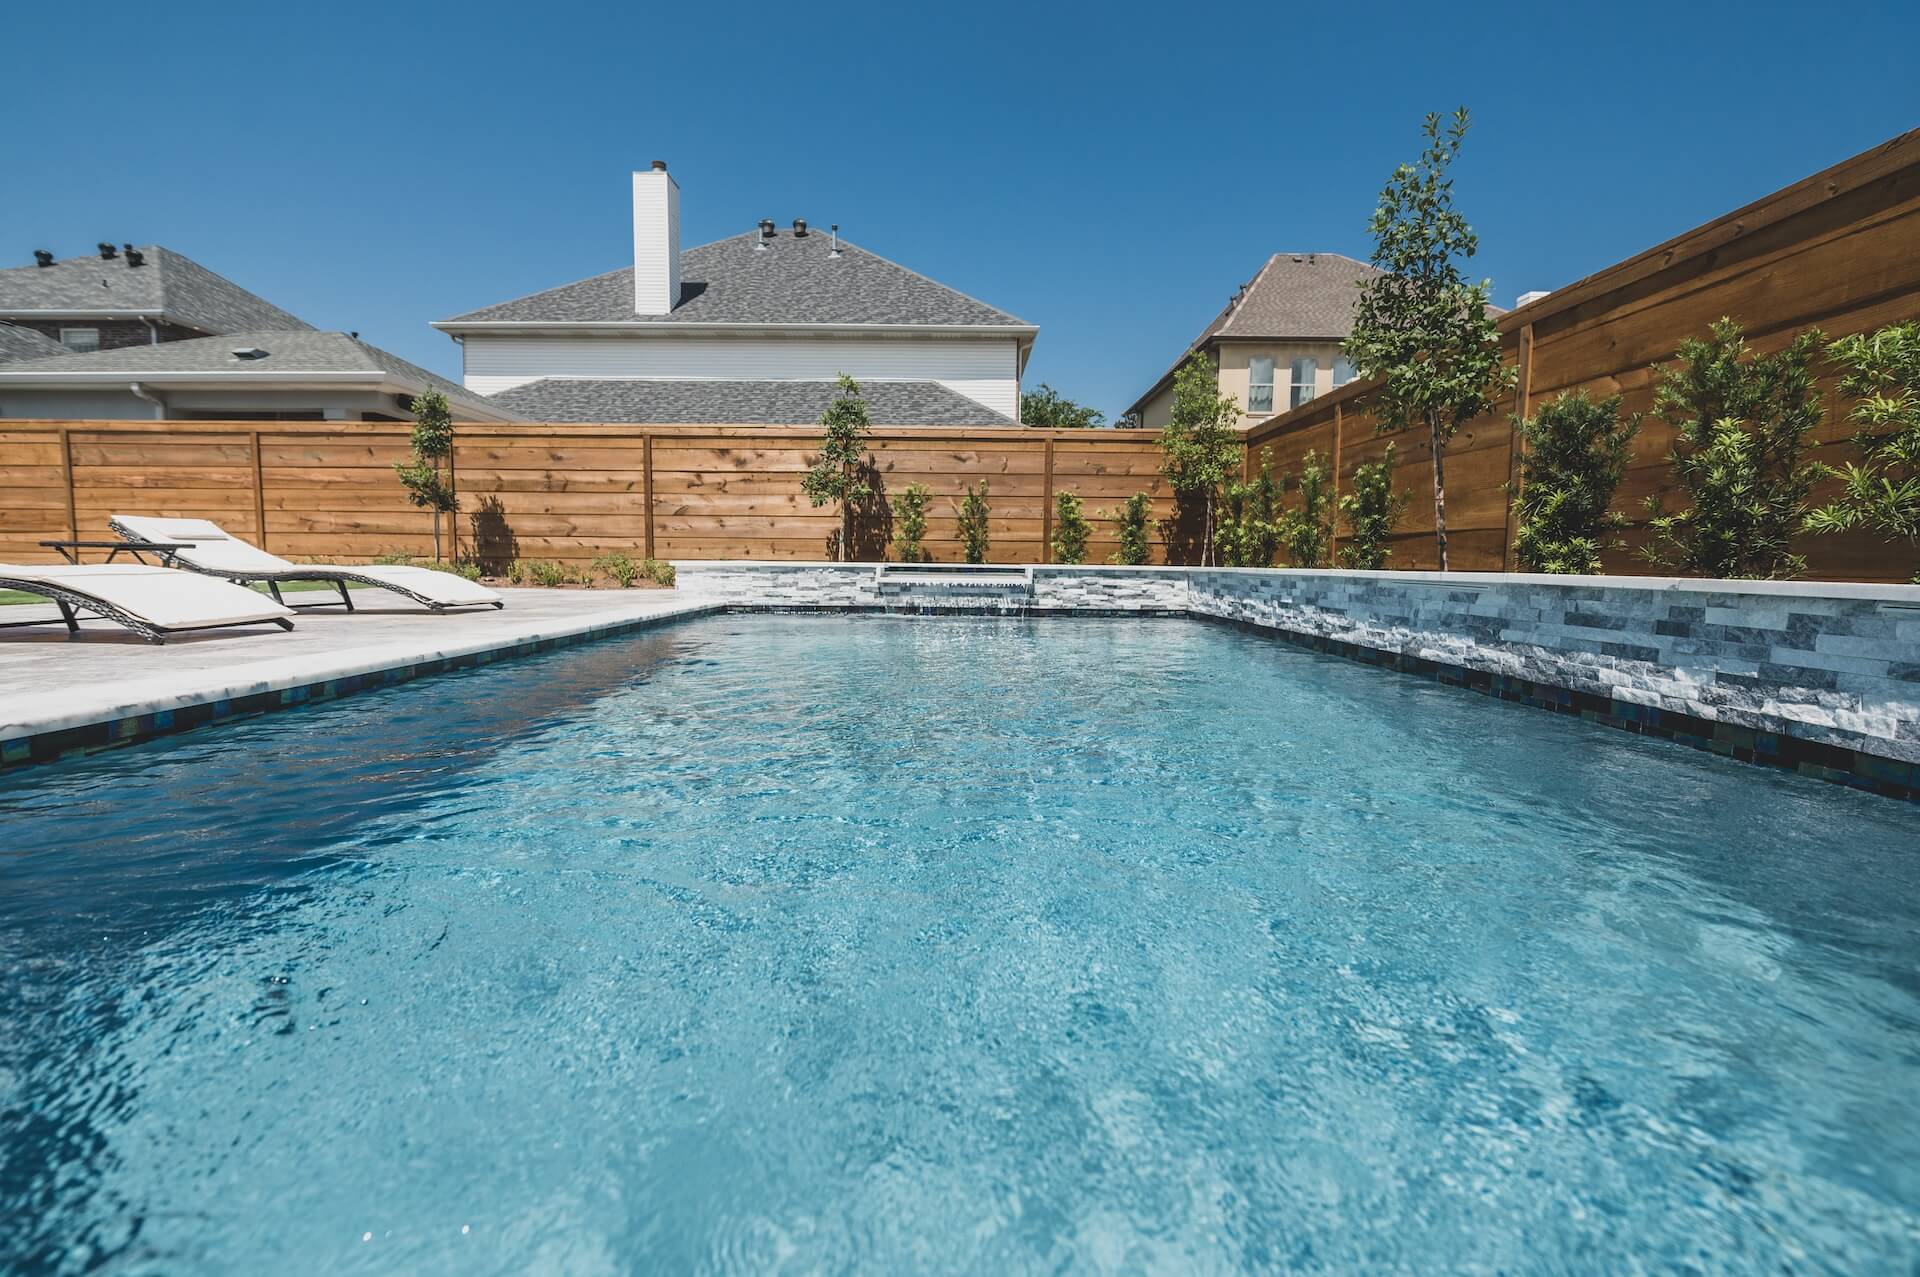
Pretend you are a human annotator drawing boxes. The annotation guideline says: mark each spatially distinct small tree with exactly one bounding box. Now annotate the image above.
[1106,493,1152,565]
[1338,444,1408,570]
[1345,108,1514,572]
[801,374,876,562]
[1051,490,1092,564]
[1214,447,1282,567]
[1511,390,1638,574]
[395,388,459,561]
[1642,319,1829,579]
[891,483,931,562]
[1806,322,1920,581]
[956,480,991,564]
[1023,384,1106,430]
[1279,449,1335,568]
[1158,352,1242,564]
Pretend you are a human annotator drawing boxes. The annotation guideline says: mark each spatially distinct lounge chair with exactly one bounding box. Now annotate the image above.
[109,516,504,613]
[0,563,295,643]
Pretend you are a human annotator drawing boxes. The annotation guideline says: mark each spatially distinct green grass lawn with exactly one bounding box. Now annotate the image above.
[0,580,367,606]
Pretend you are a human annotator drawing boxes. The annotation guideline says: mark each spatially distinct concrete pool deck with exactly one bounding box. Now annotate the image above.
[0,588,717,768]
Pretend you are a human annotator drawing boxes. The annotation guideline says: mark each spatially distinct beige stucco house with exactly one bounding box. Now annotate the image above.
[1126,252,1380,429]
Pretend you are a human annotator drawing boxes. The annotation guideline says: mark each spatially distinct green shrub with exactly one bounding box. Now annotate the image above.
[643,558,676,588]
[524,559,570,587]
[892,483,931,562]
[1214,447,1282,567]
[1279,449,1335,568]
[1338,444,1409,570]
[374,551,477,580]
[593,551,640,588]
[506,559,528,586]
[956,480,991,564]
[1051,490,1091,564]
[1642,318,1829,579]
[1806,322,1920,581]
[1512,390,1638,574]
[1105,493,1152,565]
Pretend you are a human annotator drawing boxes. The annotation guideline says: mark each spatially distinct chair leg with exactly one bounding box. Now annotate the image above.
[337,580,355,611]
[54,598,79,637]
[267,580,285,605]
[275,618,296,631]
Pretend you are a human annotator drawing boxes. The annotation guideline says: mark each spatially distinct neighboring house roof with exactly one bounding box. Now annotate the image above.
[488,378,1013,426]
[0,330,512,420]
[0,322,68,363]
[1125,253,1383,420]
[438,230,1030,330]
[0,246,314,335]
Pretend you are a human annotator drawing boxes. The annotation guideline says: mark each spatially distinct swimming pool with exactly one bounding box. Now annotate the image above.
[3,615,1916,1272]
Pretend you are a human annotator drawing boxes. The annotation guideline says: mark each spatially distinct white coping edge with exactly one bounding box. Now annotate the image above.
[1,596,722,743]
[670,560,1920,604]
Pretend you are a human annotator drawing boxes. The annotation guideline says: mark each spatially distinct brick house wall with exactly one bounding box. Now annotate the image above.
[9,318,203,352]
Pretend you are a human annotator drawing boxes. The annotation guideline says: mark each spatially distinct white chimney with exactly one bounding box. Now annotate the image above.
[1516,289,1551,308]
[632,160,681,316]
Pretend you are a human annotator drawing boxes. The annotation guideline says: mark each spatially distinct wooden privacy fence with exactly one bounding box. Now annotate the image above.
[0,422,1174,567]
[3,130,1917,579]
[1245,127,1920,583]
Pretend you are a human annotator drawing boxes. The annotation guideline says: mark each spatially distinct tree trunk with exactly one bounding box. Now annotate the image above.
[1428,412,1450,572]
[841,501,852,563]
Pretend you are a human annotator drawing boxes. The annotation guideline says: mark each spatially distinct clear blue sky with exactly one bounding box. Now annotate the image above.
[9,0,1916,420]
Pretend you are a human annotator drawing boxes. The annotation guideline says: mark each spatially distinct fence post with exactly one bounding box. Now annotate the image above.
[1327,403,1344,562]
[1040,435,1055,563]
[59,427,77,543]
[642,433,655,560]
[251,430,268,552]
[1503,323,1535,571]
[447,424,459,564]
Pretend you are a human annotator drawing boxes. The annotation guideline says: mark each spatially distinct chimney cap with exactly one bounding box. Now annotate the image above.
[649,159,667,172]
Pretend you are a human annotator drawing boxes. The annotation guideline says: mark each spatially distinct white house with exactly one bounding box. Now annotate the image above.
[433,163,1037,425]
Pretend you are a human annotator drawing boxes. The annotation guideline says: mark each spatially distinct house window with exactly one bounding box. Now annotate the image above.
[1247,357,1274,414]
[60,327,100,353]
[1334,357,1356,388]
[1290,357,1318,408]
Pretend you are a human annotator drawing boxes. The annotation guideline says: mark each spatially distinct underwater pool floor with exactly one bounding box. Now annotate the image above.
[2,615,1916,1273]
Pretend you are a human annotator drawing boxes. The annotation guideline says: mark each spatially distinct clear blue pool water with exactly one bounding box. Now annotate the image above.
[2,615,1917,1274]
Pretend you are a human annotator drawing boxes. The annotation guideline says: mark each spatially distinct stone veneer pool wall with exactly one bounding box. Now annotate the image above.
[675,562,1920,800]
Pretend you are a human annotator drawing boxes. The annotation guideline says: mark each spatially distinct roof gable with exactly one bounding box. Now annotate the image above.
[486,378,1012,426]
[0,322,68,363]
[0,247,313,335]
[443,230,1026,327]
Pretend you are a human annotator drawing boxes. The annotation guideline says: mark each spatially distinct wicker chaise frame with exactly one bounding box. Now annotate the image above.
[106,519,504,614]
[0,575,296,644]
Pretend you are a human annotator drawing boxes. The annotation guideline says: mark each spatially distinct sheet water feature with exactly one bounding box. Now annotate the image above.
[2,615,1916,1273]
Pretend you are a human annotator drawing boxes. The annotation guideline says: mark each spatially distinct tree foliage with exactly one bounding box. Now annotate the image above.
[1641,319,1830,579]
[1511,390,1638,574]
[1106,493,1153,565]
[395,388,460,560]
[1214,447,1283,567]
[1345,108,1513,571]
[1279,449,1335,568]
[1337,444,1408,570]
[801,374,876,561]
[891,482,932,562]
[1051,490,1092,564]
[1023,384,1106,430]
[956,479,991,564]
[1805,322,1920,581]
[1157,352,1242,564]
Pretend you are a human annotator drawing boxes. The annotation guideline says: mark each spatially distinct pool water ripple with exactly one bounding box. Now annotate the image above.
[1,616,1917,1274]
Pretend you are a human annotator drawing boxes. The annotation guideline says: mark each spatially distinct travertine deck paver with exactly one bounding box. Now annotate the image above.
[0,588,712,745]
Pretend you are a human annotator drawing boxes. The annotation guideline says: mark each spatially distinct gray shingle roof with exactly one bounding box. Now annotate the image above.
[487,378,1013,426]
[0,247,313,334]
[1200,252,1383,344]
[0,329,503,418]
[442,230,1027,327]
[0,322,68,363]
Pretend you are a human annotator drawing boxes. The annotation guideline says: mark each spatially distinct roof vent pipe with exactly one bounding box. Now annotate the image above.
[755,218,775,251]
[829,224,841,258]
[32,250,53,267]
[98,242,118,260]
[650,159,667,172]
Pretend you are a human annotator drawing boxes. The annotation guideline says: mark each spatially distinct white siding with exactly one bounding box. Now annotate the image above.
[462,333,1021,417]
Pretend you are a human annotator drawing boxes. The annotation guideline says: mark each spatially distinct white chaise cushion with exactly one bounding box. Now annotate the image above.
[110,515,294,575]
[339,565,502,606]
[1,564,295,629]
